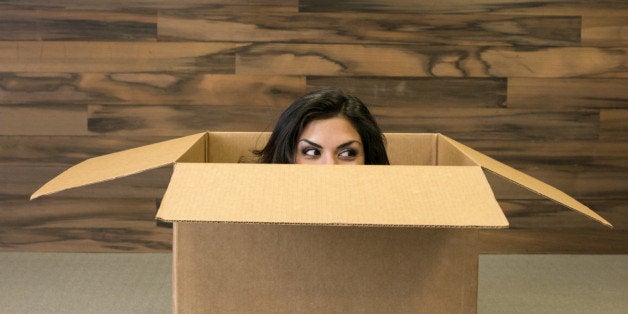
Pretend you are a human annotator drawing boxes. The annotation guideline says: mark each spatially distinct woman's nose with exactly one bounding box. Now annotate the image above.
[319,153,339,165]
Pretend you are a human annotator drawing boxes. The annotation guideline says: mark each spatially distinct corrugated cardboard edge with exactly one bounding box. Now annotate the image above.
[30,132,208,200]
[440,135,613,228]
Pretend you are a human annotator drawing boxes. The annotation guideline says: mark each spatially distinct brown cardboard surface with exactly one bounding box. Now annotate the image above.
[207,132,268,163]
[384,133,438,165]
[157,163,508,227]
[173,223,479,313]
[440,135,613,228]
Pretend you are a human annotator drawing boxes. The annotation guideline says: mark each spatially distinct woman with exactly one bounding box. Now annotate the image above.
[255,89,389,165]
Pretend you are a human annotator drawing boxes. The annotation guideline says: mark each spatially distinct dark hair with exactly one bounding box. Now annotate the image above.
[255,89,389,165]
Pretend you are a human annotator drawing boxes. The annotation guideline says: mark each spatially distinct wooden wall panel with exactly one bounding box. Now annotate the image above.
[600,109,628,140]
[0,10,158,41]
[581,16,628,46]
[159,12,581,46]
[1,73,305,106]
[0,0,626,254]
[307,77,507,108]
[0,135,178,166]
[375,108,599,140]
[237,44,627,77]
[0,197,171,252]
[0,0,297,11]
[299,0,628,15]
[507,78,628,108]
[0,42,236,73]
[87,105,284,135]
[0,104,87,135]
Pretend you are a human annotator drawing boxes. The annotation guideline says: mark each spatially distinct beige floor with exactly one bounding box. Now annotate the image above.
[0,252,626,313]
[477,254,627,314]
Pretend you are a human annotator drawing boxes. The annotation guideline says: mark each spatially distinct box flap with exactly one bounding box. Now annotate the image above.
[384,133,438,165]
[30,132,208,200]
[157,163,509,228]
[440,135,613,228]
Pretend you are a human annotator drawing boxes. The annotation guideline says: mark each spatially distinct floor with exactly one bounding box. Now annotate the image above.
[0,252,626,313]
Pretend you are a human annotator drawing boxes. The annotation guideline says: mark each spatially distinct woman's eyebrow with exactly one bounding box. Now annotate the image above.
[298,139,322,148]
[337,140,361,149]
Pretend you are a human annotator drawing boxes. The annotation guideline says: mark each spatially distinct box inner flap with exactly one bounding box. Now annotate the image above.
[440,135,612,228]
[31,132,208,199]
[207,132,269,163]
[157,163,509,228]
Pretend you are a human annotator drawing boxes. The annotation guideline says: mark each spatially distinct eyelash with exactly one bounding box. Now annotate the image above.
[301,147,357,159]
[302,147,320,157]
[339,149,357,159]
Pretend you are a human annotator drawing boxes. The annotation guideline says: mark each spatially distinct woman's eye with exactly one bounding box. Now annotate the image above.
[302,148,320,157]
[338,149,357,159]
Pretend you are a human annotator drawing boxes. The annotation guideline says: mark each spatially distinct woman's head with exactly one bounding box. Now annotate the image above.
[255,89,389,165]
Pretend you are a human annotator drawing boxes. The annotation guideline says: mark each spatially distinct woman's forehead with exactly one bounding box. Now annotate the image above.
[299,117,361,145]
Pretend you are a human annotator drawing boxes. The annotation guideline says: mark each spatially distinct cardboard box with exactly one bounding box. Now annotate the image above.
[31,132,611,313]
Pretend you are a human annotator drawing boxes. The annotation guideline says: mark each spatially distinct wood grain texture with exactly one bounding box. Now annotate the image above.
[506,78,628,109]
[159,11,581,46]
[0,42,236,73]
[307,76,507,108]
[581,16,628,46]
[479,229,627,254]
[300,0,628,16]
[87,105,284,135]
[0,104,88,136]
[0,73,305,106]
[237,43,628,77]
[0,0,297,11]
[0,135,184,166]
[0,0,626,254]
[0,10,157,41]
[0,197,171,252]
[375,108,599,140]
[600,109,628,140]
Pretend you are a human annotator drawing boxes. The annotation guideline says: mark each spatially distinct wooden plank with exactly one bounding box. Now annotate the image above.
[307,76,507,108]
[479,229,627,254]
[237,43,628,78]
[299,0,628,16]
[85,104,600,139]
[0,73,305,106]
[0,42,236,73]
[87,104,284,135]
[374,108,599,140]
[159,11,580,46]
[0,197,172,252]
[238,43,487,77]
[600,109,628,140]
[582,16,628,47]
[0,10,157,41]
[0,135,182,166]
[507,78,628,109]
[0,104,88,136]
[476,47,628,78]
[0,0,296,11]
[0,73,95,105]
